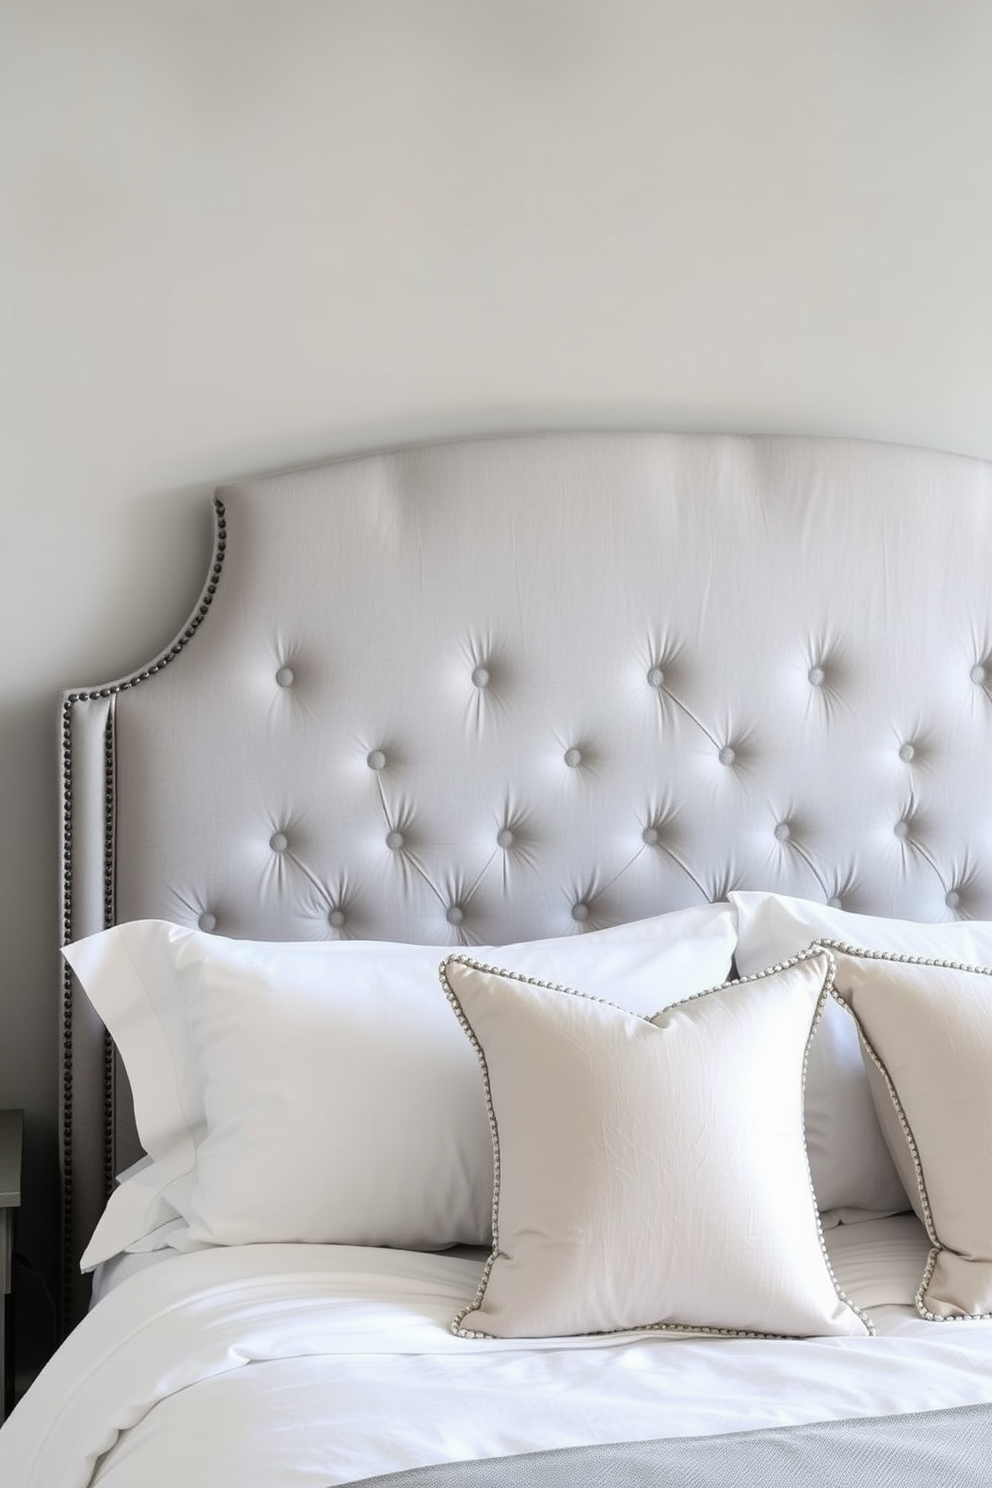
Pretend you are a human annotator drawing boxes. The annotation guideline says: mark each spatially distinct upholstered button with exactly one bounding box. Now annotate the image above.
[774,821,791,842]
[827,897,843,910]
[572,902,590,922]
[385,830,404,851]
[564,747,582,768]
[471,665,490,689]
[893,819,910,840]
[642,825,661,847]
[446,905,464,926]
[496,828,514,849]
[899,742,915,763]
[328,908,346,929]
[367,749,386,771]
[808,666,826,687]
[971,664,987,686]
[269,832,288,853]
[197,912,217,933]
[945,889,961,910]
[646,666,665,689]
[275,667,295,688]
[718,745,736,766]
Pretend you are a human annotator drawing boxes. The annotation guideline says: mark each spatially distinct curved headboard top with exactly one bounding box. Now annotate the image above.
[60,430,992,1316]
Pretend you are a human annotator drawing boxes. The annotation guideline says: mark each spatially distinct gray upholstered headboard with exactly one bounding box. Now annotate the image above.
[59,430,992,1326]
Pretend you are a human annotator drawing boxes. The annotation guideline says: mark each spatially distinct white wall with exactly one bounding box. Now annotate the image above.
[3,0,992,1367]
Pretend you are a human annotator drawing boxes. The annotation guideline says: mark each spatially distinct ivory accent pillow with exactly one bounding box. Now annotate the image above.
[440,950,872,1341]
[728,890,992,1218]
[827,944,992,1321]
[64,906,738,1264]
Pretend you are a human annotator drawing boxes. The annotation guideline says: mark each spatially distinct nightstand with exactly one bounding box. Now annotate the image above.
[0,1110,23,1424]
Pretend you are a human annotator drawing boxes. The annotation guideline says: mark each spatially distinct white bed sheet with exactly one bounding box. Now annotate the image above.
[3,1217,991,1488]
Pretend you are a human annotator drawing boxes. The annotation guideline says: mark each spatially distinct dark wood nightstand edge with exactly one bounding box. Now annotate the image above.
[0,1110,24,1210]
[0,1109,23,1424]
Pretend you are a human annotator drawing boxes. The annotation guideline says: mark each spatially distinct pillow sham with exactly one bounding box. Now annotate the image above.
[728,891,992,1219]
[63,905,738,1265]
[731,890,992,968]
[827,943,992,1321]
[440,949,872,1341]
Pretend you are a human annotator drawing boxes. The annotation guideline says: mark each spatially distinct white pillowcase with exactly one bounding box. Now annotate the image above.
[441,949,872,1340]
[732,890,992,967]
[63,906,738,1265]
[728,891,992,1219]
[828,944,992,1321]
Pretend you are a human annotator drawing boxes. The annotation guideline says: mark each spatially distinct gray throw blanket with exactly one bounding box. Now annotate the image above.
[345,1401,992,1488]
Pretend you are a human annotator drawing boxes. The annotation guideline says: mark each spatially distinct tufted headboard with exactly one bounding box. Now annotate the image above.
[59,430,992,1325]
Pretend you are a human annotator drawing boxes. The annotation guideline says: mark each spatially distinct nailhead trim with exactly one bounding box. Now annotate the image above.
[103,715,116,1201]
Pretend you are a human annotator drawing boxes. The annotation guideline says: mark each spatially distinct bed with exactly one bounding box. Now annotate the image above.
[4,430,992,1483]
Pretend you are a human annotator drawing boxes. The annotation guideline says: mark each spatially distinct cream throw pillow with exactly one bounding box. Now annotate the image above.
[827,944,992,1320]
[440,950,872,1341]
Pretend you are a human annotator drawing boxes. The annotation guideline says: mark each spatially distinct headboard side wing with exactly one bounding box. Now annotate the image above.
[59,500,227,1327]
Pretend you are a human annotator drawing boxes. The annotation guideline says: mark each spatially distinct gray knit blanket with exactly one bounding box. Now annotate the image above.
[345,1401,992,1488]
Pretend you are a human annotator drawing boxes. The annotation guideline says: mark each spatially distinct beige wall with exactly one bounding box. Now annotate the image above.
[3,0,992,1368]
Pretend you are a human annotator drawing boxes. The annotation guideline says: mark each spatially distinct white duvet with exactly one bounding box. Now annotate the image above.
[3,1218,992,1488]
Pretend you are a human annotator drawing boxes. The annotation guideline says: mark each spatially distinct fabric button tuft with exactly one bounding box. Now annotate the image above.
[893,820,910,840]
[642,826,661,847]
[367,749,387,771]
[808,666,826,687]
[827,897,843,910]
[328,908,346,929]
[774,821,791,842]
[564,747,582,768]
[385,830,404,851]
[446,905,464,925]
[945,890,961,910]
[572,902,590,922]
[275,667,295,688]
[718,745,736,767]
[971,664,987,686]
[646,666,665,689]
[197,912,217,933]
[496,828,514,849]
[899,743,915,763]
[269,832,288,853]
[471,666,490,689]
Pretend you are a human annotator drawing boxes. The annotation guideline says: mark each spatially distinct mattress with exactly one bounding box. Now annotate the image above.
[5,1216,992,1487]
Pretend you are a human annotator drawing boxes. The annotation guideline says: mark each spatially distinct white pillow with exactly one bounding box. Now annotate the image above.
[732,890,992,967]
[828,944,992,1321]
[440,949,872,1340]
[63,906,738,1265]
[728,891,992,1219]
